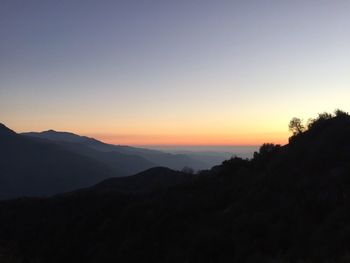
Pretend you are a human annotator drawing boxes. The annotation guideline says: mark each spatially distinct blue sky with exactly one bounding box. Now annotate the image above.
[1,0,349,145]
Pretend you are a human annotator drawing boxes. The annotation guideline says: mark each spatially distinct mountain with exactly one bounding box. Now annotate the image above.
[23,130,99,143]
[0,124,117,199]
[1,112,350,262]
[87,167,195,194]
[23,130,207,171]
[22,130,160,175]
[0,123,17,137]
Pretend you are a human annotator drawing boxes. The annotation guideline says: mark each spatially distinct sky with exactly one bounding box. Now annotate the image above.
[1,0,349,146]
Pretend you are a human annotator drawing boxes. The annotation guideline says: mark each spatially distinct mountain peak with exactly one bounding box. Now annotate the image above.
[45,129,58,133]
[42,129,75,135]
[0,123,17,136]
[22,130,94,143]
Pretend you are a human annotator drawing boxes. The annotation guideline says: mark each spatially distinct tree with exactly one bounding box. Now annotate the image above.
[258,143,281,154]
[317,112,333,121]
[307,112,334,130]
[288,118,305,136]
[253,143,280,159]
[334,109,348,117]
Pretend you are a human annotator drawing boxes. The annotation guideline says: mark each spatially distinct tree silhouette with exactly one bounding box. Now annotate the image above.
[307,112,334,130]
[334,109,349,117]
[288,117,305,136]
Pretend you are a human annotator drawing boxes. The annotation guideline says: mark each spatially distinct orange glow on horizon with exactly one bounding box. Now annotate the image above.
[89,132,289,147]
[11,114,293,147]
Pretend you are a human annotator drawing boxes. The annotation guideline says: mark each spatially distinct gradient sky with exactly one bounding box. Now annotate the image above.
[1,0,349,146]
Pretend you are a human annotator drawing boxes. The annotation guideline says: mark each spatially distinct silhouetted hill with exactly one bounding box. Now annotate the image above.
[0,123,16,137]
[0,124,116,199]
[88,167,195,194]
[23,129,99,143]
[23,130,207,170]
[1,112,350,262]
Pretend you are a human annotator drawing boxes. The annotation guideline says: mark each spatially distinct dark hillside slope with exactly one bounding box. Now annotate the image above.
[88,167,195,194]
[0,124,114,199]
[1,113,350,262]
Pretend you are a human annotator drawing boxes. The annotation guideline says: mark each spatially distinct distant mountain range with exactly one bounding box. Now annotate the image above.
[0,124,222,199]
[0,124,114,199]
[22,130,156,176]
[22,129,208,171]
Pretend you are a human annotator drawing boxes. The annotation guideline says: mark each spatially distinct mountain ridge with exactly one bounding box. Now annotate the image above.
[23,130,100,144]
[0,123,17,137]
[0,124,118,199]
[22,130,209,170]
